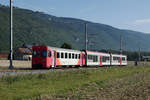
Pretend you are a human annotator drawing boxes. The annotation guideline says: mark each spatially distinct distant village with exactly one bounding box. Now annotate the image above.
[1,44,150,62]
[0,44,32,60]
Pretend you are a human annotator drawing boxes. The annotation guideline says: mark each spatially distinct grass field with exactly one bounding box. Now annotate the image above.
[0,66,150,100]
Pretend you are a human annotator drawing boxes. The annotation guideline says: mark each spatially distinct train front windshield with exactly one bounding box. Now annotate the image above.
[32,50,51,57]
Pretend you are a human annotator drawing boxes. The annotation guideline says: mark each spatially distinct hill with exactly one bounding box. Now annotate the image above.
[0,5,150,52]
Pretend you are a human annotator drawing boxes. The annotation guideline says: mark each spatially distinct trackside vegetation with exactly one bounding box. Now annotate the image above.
[0,66,150,100]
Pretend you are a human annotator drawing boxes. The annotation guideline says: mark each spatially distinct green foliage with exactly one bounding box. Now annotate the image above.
[0,66,150,100]
[61,42,72,49]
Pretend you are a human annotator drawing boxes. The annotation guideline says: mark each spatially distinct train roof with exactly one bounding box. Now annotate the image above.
[111,53,127,57]
[32,46,127,57]
[86,50,110,55]
[48,46,81,53]
[33,45,81,53]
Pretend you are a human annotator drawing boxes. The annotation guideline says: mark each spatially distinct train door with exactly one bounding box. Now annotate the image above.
[52,50,56,68]
[110,54,112,66]
[120,57,122,66]
[100,56,102,67]
[82,53,86,66]
[80,53,82,66]
[47,50,53,68]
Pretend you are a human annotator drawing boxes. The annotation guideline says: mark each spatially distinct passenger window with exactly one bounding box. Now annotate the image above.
[61,53,64,58]
[57,52,60,58]
[69,53,71,59]
[72,54,74,59]
[122,57,125,61]
[95,56,98,62]
[75,54,78,59]
[77,54,79,59]
[93,56,98,62]
[65,53,68,59]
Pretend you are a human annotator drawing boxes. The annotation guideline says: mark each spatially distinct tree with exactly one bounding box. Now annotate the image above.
[61,43,72,49]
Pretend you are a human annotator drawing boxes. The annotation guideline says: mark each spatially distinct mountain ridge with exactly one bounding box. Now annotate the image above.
[0,5,150,52]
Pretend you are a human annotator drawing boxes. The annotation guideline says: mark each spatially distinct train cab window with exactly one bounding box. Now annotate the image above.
[75,54,78,59]
[37,51,41,57]
[65,53,68,59]
[32,51,37,57]
[57,52,60,58]
[72,54,74,59]
[61,53,64,58]
[32,50,40,57]
[69,53,71,59]
[42,51,47,57]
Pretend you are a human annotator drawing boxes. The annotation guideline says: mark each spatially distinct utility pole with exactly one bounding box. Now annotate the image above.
[85,23,88,51]
[120,35,122,54]
[9,0,14,69]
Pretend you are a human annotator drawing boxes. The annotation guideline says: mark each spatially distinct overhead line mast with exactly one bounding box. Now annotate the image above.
[85,23,88,51]
[120,35,122,54]
[9,0,14,69]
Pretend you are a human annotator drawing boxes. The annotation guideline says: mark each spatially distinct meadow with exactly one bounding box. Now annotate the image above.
[0,66,150,100]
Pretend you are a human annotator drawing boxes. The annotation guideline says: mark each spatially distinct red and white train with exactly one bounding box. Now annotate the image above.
[32,46,127,69]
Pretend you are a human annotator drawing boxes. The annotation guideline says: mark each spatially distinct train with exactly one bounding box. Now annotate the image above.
[32,45,127,69]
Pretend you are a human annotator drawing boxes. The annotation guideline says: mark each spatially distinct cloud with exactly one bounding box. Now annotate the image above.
[133,19,150,25]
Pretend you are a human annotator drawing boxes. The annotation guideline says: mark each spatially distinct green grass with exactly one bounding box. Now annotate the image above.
[0,66,150,100]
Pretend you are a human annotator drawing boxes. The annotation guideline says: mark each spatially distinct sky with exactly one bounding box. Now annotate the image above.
[0,0,150,33]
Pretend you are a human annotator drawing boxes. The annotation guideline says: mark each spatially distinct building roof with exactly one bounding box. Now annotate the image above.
[17,48,32,55]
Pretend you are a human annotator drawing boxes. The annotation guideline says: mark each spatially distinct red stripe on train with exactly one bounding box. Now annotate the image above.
[100,56,102,67]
